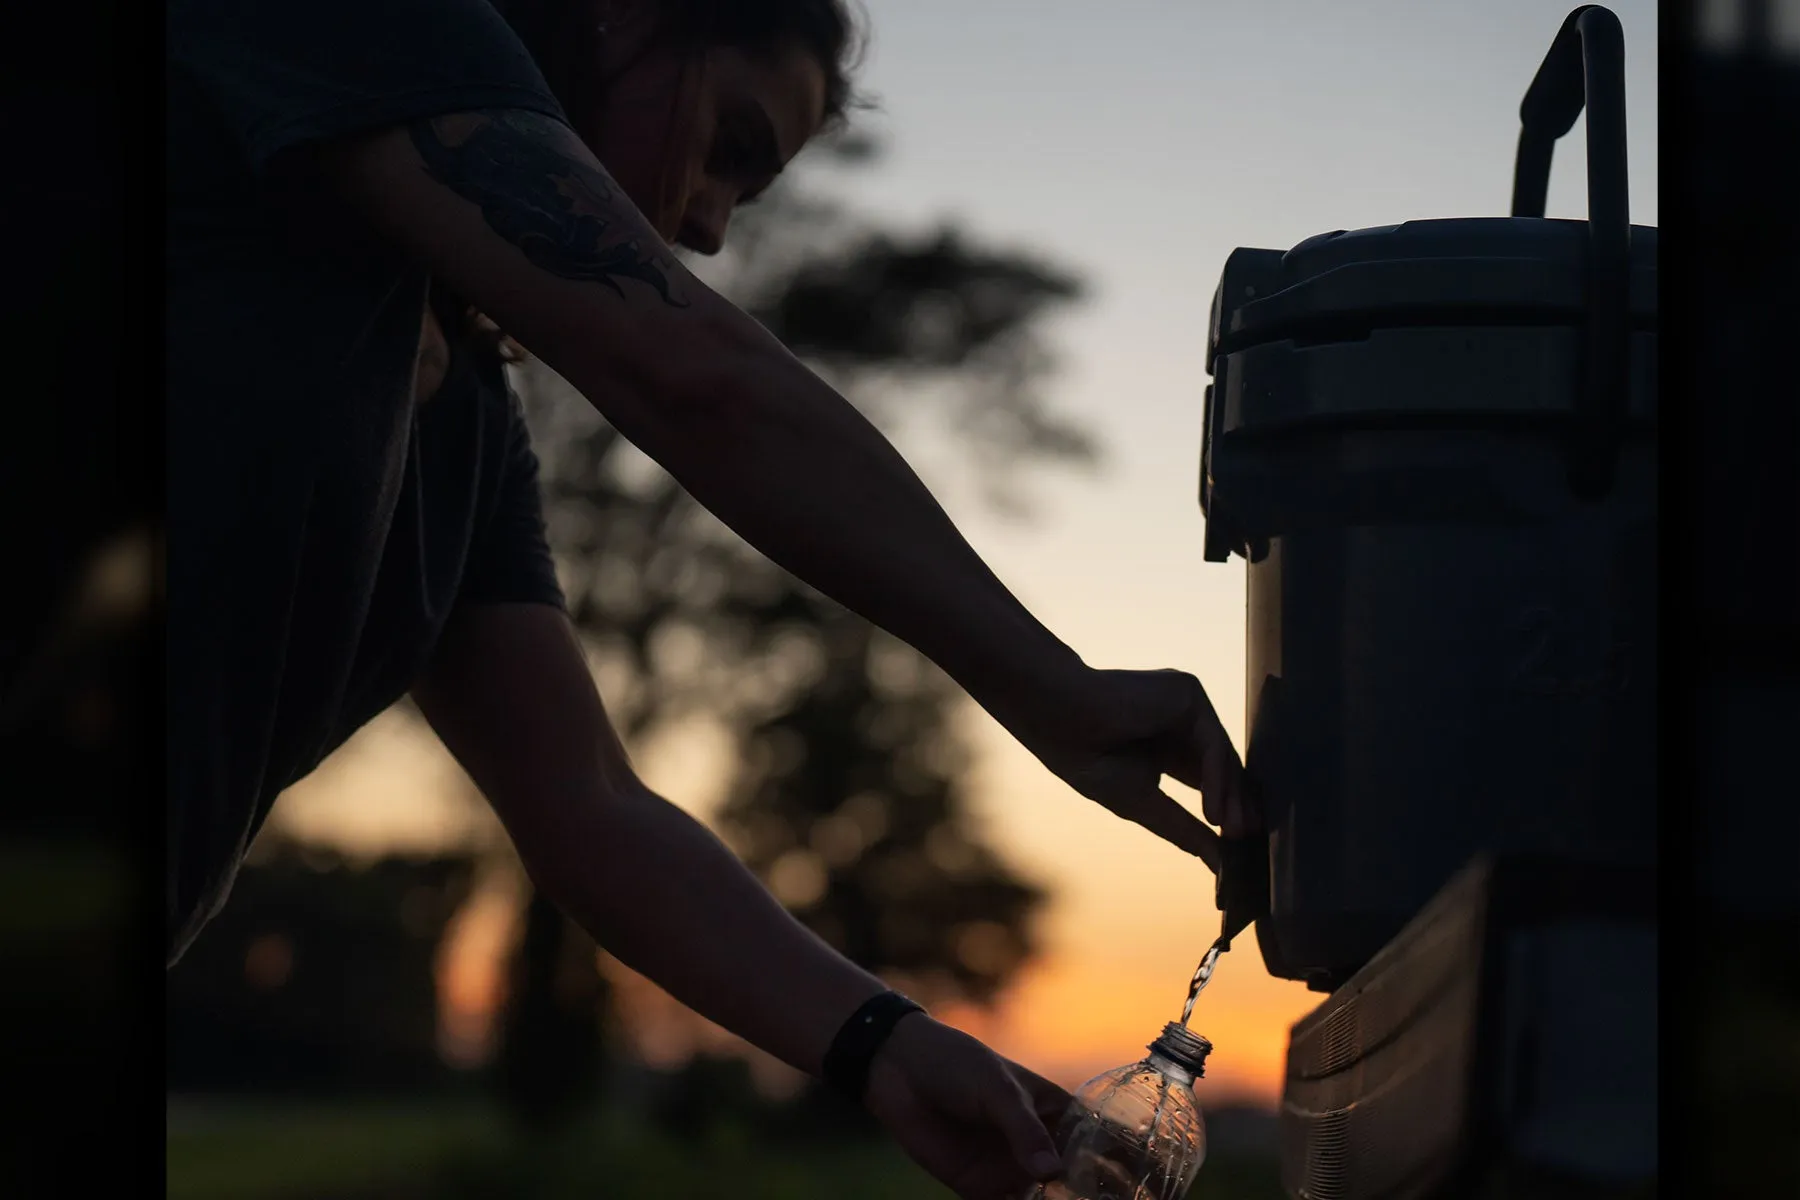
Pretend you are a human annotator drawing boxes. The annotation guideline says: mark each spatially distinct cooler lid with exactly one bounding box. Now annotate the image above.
[1207,217,1658,368]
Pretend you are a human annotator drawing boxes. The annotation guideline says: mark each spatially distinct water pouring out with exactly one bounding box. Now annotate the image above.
[1179,937,1227,1027]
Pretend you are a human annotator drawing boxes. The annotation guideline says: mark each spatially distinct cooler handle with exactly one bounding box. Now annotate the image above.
[1510,5,1633,501]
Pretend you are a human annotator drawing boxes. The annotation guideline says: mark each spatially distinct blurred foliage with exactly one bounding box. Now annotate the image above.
[165,839,475,1096]
[715,607,1044,1005]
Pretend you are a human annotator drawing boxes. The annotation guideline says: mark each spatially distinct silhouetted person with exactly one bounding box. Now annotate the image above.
[166,3,1257,1194]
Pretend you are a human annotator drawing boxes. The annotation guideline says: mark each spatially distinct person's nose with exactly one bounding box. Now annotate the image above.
[677,190,731,256]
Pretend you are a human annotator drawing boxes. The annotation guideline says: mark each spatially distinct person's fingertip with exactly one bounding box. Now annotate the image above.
[1204,779,1228,828]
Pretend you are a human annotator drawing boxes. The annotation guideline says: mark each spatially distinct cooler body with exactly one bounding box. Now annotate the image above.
[1201,219,1659,987]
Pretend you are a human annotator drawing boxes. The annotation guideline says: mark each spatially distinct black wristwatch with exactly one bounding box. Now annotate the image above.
[821,989,926,1104]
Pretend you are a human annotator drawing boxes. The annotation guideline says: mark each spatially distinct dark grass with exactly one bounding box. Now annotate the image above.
[166,1098,1288,1200]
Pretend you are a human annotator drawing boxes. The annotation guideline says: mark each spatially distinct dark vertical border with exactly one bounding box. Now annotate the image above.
[0,0,165,1186]
[1665,1,1800,1196]
[143,0,170,1183]
[1656,4,1697,1197]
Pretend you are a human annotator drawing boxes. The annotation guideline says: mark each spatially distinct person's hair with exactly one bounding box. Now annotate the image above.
[509,0,868,131]
[451,0,869,365]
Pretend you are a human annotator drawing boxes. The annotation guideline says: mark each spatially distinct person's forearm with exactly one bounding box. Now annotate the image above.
[577,307,1088,735]
[521,777,886,1078]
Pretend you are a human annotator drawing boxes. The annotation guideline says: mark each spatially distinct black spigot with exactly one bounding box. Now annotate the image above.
[1214,834,1270,950]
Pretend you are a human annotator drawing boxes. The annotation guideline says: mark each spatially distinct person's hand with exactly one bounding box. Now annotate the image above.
[1004,666,1255,870]
[864,1012,1073,1200]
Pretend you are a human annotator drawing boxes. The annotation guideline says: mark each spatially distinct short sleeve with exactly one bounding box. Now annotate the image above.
[460,383,567,610]
[167,0,568,172]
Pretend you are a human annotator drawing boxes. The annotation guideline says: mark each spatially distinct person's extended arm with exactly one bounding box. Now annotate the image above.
[325,113,1075,727]
[413,603,1070,1198]
[414,605,882,1075]
[314,109,1234,857]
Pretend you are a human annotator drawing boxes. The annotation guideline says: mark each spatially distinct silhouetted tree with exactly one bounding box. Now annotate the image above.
[494,896,610,1133]
[493,133,1093,1117]
[715,606,1043,1009]
[165,836,476,1095]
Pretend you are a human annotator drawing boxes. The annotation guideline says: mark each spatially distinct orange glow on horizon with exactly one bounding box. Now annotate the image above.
[434,873,525,1067]
[433,879,1317,1108]
[282,680,1322,1112]
[928,947,1314,1106]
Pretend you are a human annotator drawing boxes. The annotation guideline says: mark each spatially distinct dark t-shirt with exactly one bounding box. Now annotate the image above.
[166,0,569,965]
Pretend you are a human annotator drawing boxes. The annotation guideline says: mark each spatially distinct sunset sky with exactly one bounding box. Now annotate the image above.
[268,0,1661,1107]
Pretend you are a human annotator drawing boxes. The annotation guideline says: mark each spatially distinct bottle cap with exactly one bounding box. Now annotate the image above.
[1149,1023,1214,1076]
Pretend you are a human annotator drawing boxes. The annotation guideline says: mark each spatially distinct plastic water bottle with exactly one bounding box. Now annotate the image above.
[1032,1022,1211,1200]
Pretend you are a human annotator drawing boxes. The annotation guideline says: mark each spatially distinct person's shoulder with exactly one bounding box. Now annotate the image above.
[168,0,564,176]
[168,0,523,54]
[169,0,517,36]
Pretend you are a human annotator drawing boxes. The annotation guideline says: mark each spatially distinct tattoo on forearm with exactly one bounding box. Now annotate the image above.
[409,110,689,308]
